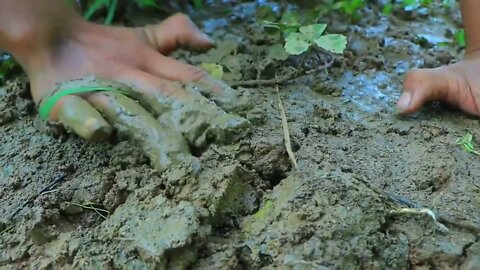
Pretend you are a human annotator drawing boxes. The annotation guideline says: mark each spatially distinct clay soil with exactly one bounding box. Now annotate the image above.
[1,1,480,269]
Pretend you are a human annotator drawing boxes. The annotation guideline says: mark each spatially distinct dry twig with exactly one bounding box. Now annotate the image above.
[232,51,334,88]
[277,93,298,170]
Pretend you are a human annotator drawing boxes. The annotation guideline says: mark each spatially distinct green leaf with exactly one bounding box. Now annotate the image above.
[200,63,224,80]
[455,29,466,48]
[299,24,327,41]
[192,0,204,9]
[284,32,311,55]
[382,4,394,15]
[267,43,289,61]
[403,0,418,11]
[84,0,109,21]
[134,0,159,9]
[314,34,347,54]
[280,11,301,26]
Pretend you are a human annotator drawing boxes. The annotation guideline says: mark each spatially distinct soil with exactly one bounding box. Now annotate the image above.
[1,1,480,269]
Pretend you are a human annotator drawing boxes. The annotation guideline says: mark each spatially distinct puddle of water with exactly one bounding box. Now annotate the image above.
[339,71,399,114]
[410,17,454,45]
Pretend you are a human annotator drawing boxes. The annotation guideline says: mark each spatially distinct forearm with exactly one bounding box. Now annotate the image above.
[461,0,480,54]
[0,0,81,56]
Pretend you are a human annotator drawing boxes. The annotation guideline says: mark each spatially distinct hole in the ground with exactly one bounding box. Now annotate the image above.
[266,171,289,187]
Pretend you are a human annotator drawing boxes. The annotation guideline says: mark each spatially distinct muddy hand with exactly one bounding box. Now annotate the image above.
[397,52,480,116]
[7,12,250,173]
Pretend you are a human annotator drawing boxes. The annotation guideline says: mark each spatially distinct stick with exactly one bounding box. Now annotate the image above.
[70,202,109,220]
[277,94,298,170]
[232,51,334,88]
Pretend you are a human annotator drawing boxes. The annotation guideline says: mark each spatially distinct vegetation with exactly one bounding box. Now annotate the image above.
[456,133,480,156]
[260,8,347,57]
[0,55,19,83]
[0,0,468,83]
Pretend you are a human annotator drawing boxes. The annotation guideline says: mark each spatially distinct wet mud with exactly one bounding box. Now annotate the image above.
[1,1,480,269]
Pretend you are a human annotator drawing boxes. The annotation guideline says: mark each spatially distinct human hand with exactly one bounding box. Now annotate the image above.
[27,13,250,173]
[398,51,480,116]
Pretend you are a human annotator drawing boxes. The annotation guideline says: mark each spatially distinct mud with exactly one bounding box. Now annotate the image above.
[1,1,480,269]
[58,95,112,141]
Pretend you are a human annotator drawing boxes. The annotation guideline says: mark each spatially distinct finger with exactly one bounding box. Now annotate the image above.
[154,87,251,148]
[142,48,210,83]
[397,67,452,115]
[185,77,254,114]
[110,66,190,112]
[143,13,214,55]
[86,91,199,173]
[52,95,112,141]
[142,50,251,113]
[111,68,249,147]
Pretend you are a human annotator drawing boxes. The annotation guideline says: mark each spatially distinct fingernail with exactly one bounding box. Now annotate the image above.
[396,92,412,113]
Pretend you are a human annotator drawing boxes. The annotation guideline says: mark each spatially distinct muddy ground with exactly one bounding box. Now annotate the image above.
[1,1,480,269]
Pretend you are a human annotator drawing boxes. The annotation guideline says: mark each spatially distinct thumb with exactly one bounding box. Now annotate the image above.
[397,67,451,115]
[143,13,214,55]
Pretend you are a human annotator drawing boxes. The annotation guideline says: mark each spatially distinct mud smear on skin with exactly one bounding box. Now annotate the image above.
[1,1,480,269]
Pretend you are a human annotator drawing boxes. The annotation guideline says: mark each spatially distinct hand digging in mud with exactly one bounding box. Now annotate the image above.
[0,0,250,173]
[398,0,480,117]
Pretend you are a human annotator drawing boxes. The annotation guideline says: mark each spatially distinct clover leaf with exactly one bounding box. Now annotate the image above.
[299,24,327,41]
[314,34,347,54]
[284,32,311,55]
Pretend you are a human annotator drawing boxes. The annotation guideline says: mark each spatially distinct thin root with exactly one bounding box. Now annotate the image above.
[391,207,449,233]
[0,224,15,236]
[71,202,109,220]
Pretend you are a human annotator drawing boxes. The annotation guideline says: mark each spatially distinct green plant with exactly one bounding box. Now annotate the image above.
[83,0,118,25]
[263,20,347,55]
[338,0,365,19]
[402,0,432,11]
[192,0,205,10]
[310,0,365,22]
[383,0,442,14]
[382,3,394,15]
[82,0,160,25]
[454,29,466,48]
[456,133,480,156]
[0,55,19,83]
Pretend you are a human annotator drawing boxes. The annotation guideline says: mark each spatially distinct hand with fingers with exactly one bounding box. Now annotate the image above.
[2,7,251,173]
[398,52,480,116]
[397,0,480,117]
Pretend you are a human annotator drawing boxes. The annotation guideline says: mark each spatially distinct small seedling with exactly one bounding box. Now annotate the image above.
[263,22,347,56]
[455,133,480,156]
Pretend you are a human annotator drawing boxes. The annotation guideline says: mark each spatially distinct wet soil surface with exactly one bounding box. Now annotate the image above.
[1,1,480,269]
